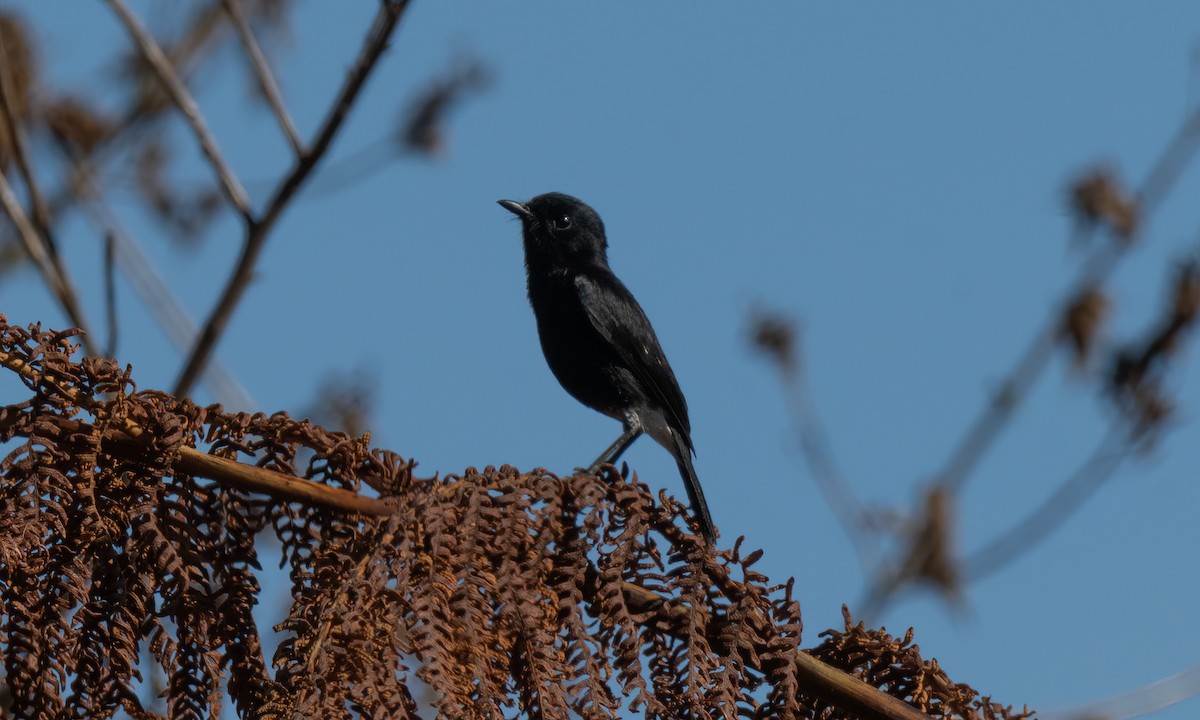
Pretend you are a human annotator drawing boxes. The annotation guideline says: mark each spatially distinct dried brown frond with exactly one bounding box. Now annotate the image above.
[0,316,1030,719]
[750,309,799,376]
[399,56,491,155]
[43,96,113,155]
[1060,289,1108,369]
[1069,169,1138,240]
[1170,258,1200,326]
[1108,259,1199,442]
[864,488,962,620]
[812,607,1036,720]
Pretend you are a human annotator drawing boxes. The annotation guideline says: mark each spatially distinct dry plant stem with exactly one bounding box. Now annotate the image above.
[619,582,930,720]
[173,0,413,398]
[0,172,96,356]
[221,0,303,155]
[871,102,1200,618]
[105,0,253,222]
[1138,105,1200,214]
[936,242,1123,495]
[935,304,1066,495]
[0,346,390,516]
[104,233,118,357]
[174,445,391,516]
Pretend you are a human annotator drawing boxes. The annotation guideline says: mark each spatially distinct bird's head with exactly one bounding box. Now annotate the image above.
[498,192,609,269]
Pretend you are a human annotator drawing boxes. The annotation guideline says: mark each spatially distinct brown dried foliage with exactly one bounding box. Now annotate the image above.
[1108,260,1200,440]
[1060,289,1108,369]
[0,316,1031,719]
[0,12,35,171]
[1069,169,1138,240]
[811,608,1034,720]
[400,57,490,155]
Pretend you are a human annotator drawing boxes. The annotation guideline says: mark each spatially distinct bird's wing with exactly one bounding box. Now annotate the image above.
[575,272,693,448]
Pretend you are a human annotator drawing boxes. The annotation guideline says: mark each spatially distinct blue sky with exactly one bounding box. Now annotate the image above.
[9,2,1200,717]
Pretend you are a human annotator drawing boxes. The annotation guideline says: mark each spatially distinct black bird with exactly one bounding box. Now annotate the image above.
[498,192,716,544]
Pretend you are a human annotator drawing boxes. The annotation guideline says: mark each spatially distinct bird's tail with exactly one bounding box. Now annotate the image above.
[673,439,717,545]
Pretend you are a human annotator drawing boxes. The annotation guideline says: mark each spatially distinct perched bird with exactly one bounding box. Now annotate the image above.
[498,192,716,544]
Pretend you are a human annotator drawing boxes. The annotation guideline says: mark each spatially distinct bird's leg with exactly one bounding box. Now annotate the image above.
[587,424,643,472]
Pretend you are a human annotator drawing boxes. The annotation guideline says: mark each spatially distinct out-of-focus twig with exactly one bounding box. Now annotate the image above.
[221,0,302,155]
[103,232,118,357]
[858,487,961,621]
[1138,110,1200,216]
[173,0,413,398]
[0,27,51,245]
[105,0,253,222]
[866,104,1200,619]
[750,310,876,571]
[0,170,96,356]
[962,426,1130,582]
[935,96,1200,496]
[67,150,254,409]
[50,131,253,407]
[1041,662,1200,720]
[935,244,1119,496]
[975,254,1200,581]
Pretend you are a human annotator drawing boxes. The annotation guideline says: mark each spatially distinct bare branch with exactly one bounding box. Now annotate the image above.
[173,0,413,398]
[221,0,303,156]
[105,0,253,222]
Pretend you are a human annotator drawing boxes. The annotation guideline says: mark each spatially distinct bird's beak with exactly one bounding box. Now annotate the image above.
[497,199,533,220]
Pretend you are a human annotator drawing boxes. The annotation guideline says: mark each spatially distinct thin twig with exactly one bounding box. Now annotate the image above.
[221,0,303,156]
[1041,662,1200,720]
[64,146,255,409]
[935,244,1119,495]
[104,232,118,357]
[780,361,877,573]
[862,102,1200,620]
[173,0,413,398]
[962,425,1130,582]
[0,30,52,245]
[105,0,253,222]
[935,100,1200,496]
[1138,107,1200,215]
[0,171,96,355]
[0,31,97,356]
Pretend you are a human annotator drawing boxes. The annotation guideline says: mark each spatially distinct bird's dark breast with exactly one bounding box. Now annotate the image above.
[528,274,636,421]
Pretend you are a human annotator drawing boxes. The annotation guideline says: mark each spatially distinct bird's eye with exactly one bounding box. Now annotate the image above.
[552,214,573,231]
